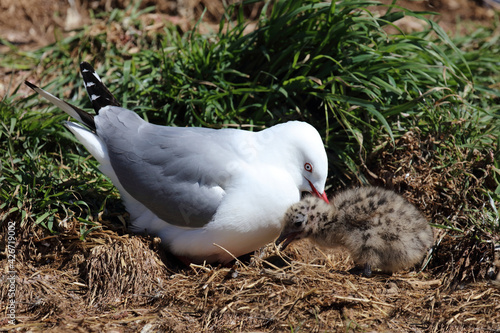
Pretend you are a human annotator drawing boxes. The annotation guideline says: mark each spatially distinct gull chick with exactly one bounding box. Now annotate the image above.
[25,62,329,264]
[276,187,434,276]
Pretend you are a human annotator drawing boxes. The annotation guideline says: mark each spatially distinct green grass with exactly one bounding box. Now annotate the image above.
[1,0,498,239]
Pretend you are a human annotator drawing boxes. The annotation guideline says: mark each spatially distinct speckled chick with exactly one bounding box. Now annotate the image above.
[276,187,434,276]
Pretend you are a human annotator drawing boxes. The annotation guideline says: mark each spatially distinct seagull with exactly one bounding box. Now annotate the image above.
[277,187,434,276]
[25,62,329,264]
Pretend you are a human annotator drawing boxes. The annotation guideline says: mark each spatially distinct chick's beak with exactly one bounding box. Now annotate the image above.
[307,180,329,203]
[275,231,301,250]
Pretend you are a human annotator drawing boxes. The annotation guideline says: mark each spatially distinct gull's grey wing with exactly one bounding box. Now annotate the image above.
[95,107,250,228]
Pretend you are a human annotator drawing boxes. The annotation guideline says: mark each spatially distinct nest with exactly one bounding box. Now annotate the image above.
[2,222,499,332]
[85,237,169,308]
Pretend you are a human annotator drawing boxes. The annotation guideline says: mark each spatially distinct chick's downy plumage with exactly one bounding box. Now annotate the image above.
[277,187,434,274]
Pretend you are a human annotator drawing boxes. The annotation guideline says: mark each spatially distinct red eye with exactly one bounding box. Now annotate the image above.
[304,163,313,173]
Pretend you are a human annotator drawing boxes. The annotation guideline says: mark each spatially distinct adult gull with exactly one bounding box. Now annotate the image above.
[25,62,329,264]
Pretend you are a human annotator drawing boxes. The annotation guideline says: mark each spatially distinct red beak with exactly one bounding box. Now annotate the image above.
[307,180,329,203]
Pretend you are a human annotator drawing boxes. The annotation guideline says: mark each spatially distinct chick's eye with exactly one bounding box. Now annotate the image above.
[304,163,313,173]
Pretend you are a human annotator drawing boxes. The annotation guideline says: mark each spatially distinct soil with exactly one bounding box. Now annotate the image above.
[0,0,496,50]
[1,0,500,332]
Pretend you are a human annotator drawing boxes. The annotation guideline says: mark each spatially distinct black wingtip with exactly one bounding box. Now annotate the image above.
[25,80,37,90]
[79,62,121,113]
[80,62,99,78]
[73,104,97,130]
[24,79,96,131]
[80,61,94,71]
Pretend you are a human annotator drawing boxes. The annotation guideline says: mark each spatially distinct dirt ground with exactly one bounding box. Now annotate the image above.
[1,0,500,332]
[0,0,496,50]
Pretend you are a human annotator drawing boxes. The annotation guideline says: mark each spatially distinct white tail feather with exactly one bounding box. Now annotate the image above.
[30,85,86,124]
[64,122,107,162]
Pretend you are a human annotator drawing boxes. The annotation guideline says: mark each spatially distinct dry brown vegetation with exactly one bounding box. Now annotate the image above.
[1,0,500,331]
[1,223,499,332]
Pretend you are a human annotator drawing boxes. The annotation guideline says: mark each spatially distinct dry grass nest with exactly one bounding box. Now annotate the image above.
[1,225,499,332]
[1,129,499,331]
